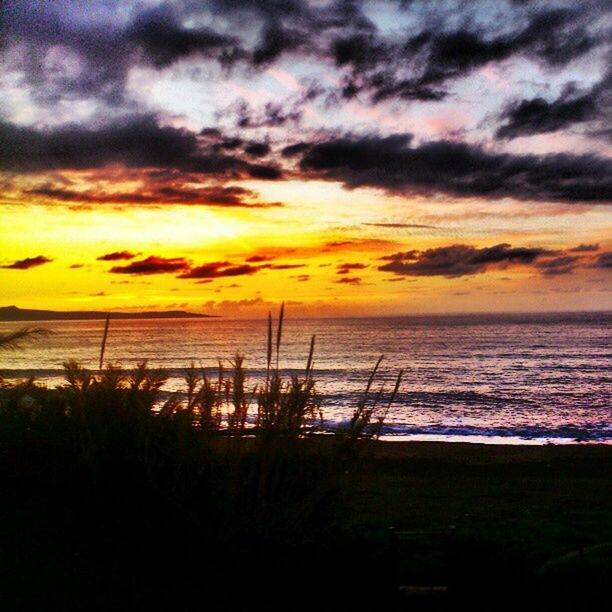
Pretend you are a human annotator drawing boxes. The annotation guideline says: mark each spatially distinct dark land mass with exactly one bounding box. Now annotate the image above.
[0,305,214,321]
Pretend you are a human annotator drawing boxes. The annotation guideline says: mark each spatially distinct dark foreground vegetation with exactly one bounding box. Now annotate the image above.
[1,320,611,611]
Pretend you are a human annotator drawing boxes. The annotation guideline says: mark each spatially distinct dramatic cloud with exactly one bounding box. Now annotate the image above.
[97,251,137,261]
[299,134,612,203]
[109,256,190,275]
[2,0,605,109]
[174,259,305,279]
[177,261,261,279]
[496,70,611,140]
[128,4,240,69]
[333,6,604,103]
[0,1,242,104]
[26,183,282,208]
[379,243,551,277]
[0,116,282,181]
[2,255,52,269]
[496,92,596,140]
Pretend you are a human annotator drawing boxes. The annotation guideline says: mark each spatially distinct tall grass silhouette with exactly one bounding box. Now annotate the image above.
[0,307,403,609]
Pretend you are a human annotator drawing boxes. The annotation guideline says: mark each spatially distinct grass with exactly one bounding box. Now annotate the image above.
[0,307,403,610]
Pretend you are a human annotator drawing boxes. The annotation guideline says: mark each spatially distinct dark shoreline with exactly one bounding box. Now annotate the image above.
[0,305,215,321]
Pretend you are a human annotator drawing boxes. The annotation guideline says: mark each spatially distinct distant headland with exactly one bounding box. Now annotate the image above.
[0,306,214,321]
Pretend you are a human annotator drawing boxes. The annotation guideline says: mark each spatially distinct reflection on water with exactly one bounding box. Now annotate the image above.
[1,312,610,444]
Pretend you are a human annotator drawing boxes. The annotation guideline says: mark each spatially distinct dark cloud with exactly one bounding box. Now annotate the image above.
[325,240,354,248]
[253,23,305,65]
[332,5,604,103]
[570,243,600,252]
[0,116,198,172]
[496,70,611,140]
[337,262,368,274]
[1,0,606,110]
[536,255,581,276]
[496,93,596,140]
[2,255,52,269]
[123,257,309,280]
[281,142,311,157]
[299,133,612,203]
[213,137,243,151]
[178,262,261,279]
[591,252,612,269]
[232,83,322,130]
[245,255,276,263]
[128,5,240,69]
[109,256,190,275]
[0,1,244,104]
[247,164,282,180]
[25,183,282,208]
[244,142,270,156]
[335,276,362,284]
[0,116,284,188]
[97,251,137,261]
[379,243,551,277]
[236,100,303,128]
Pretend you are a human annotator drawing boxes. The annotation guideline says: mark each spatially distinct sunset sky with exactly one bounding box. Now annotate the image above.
[1,0,610,316]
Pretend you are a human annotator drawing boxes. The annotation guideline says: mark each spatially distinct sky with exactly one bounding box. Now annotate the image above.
[0,0,610,317]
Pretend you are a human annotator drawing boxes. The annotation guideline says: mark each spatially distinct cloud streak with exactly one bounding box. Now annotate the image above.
[299,134,612,204]
[2,255,53,269]
[379,244,552,277]
[109,256,190,275]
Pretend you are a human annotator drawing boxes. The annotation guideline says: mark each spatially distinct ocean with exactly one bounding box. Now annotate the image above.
[1,312,610,444]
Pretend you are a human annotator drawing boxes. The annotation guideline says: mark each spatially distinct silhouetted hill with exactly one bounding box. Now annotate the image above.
[0,305,214,321]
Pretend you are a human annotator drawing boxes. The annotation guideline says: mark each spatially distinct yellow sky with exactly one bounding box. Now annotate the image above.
[2,181,611,316]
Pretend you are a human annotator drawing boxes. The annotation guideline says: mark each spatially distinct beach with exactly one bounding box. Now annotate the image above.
[345,440,612,538]
[342,441,612,609]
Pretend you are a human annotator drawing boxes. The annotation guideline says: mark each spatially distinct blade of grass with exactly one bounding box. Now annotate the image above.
[266,311,272,389]
[374,369,404,440]
[275,302,284,371]
[99,315,110,370]
[359,354,384,408]
[305,334,315,378]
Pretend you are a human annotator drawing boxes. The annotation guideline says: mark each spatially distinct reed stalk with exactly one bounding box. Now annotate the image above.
[98,315,110,370]
[275,302,284,372]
